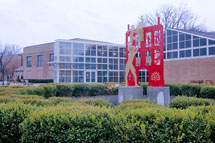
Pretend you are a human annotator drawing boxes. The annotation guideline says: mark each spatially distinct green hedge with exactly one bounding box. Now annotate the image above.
[77,98,113,108]
[0,103,36,143]
[28,79,53,83]
[19,104,214,143]
[170,96,214,109]
[140,82,215,98]
[21,83,119,98]
[0,96,215,142]
[20,106,116,143]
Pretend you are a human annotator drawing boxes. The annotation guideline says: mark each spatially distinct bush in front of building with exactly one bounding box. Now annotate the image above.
[20,105,117,143]
[200,86,215,98]
[77,98,114,108]
[169,96,214,109]
[0,103,36,143]
[28,79,53,83]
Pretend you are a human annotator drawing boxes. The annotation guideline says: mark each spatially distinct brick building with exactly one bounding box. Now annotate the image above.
[21,28,215,84]
[163,29,215,84]
[23,43,54,81]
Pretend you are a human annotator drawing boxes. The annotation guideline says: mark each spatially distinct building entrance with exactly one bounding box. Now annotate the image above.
[85,71,96,83]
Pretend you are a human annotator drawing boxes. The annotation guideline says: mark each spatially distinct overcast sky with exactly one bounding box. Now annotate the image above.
[0,0,214,47]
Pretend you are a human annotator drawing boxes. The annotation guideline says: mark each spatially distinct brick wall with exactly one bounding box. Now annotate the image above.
[23,43,54,80]
[164,57,215,84]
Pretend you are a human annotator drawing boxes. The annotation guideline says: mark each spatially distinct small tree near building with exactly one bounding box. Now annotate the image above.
[0,42,21,85]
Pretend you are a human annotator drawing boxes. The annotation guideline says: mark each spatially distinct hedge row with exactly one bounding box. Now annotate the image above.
[140,82,215,98]
[1,100,215,142]
[20,83,118,98]
[170,96,214,109]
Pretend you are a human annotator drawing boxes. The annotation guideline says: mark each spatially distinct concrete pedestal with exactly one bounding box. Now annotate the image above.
[147,86,170,106]
[118,86,143,103]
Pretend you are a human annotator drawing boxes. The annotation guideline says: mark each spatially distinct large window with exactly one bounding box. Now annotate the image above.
[73,71,84,82]
[97,46,107,56]
[167,51,178,59]
[119,71,125,82]
[119,47,126,57]
[73,63,84,69]
[59,70,71,83]
[49,53,54,66]
[193,36,207,47]
[97,71,107,82]
[37,55,43,67]
[109,59,118,70]
[209,40,215,45]
[180,50,191,58]
[59,56,71,62]
[73,43,84,55]
[26,56,32,67]
[109,46,118,57]
[179,33,191,49]
[119,59,126,70]
[109,71,118,82]
[85,44,96,56]
[167,30,178,50]
[209,47,215,55]
[59,42,71,55]
[59,63,71,69]
[193,48,207,56]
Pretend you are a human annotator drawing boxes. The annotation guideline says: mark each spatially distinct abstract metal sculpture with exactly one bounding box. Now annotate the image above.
[125,17,164,87]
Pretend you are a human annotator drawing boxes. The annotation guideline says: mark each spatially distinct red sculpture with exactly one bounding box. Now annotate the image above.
[125,17,164,87]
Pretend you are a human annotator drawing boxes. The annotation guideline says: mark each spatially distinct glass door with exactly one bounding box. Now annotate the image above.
[86,71,96,83]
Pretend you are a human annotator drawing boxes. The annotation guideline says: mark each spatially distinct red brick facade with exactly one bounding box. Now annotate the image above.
[23,43,54,80]
[164,57,215,84]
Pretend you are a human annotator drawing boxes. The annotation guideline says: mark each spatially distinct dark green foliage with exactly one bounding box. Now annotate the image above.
[165,83,182,96]
[73,83,91,96]
[170,96,214,109]
[0,103,35,143]
[180,84,201,97]
[28,79,53,83]
[20,106,116,143]
[200,86,215,98]
[56,84,74,97]
[89,83,107,96]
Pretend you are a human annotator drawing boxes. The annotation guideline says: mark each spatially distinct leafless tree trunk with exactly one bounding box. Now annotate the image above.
[137,4,206,32]
[0,42,21,85]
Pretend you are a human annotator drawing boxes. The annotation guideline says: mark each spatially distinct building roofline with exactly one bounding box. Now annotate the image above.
[167,28,215,40]
[24,42,54,49]
[55,38,125,47]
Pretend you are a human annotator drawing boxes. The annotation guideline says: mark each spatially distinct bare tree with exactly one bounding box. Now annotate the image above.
[138,4,206,32]
[0,42,21,85]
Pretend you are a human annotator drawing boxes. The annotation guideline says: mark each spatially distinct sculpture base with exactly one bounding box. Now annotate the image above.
[118,86,143,103]
[147,86,170,106]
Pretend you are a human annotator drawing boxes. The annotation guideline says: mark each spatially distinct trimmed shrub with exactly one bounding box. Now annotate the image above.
[200,86,215,98]
[170,96,214,109]
[180,84,201,97]
[73,84,91,97]
[48,97,74,105]
[188,106,215,142]
[0,103,36,143]
[116,99,160,112]
[77,98,113,108]
[165,83,182,96]
[56,84,74,97]
[20,106,116,143]
[28,79,53,83]
[115,107,212,142]
[89,83,107,96]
